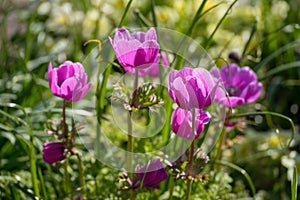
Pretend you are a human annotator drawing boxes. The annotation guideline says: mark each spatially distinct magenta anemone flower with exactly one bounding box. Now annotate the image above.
[109,28,160,70]
[124,51,169,77]
[211,64,262,107]
[171,107,210,140]
[133,159,168,189]
[48,61,92,102]
[42,142,66,164]
[168,67,218,110]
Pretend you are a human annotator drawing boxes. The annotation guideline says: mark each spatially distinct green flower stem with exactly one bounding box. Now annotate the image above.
[185,140,195,200]
[168,177,175,200]
[127,111,133,172]
[127,111,134,200]
[127,69,139,172]
[188,140,195,176]
[27,111,40,197]
[64,159,71,199]
[215,127,227,163]
[128,69,139,200]
[185,179,192,200]
[134,69,139,92]
[62,100,68,137]
[292,166,298,200]
[38,167,48,200]
[62,100,71,198]
[185,108,196,200]
[76,153,85,197]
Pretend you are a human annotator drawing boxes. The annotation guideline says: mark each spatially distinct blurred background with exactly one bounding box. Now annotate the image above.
[0,0,300,199]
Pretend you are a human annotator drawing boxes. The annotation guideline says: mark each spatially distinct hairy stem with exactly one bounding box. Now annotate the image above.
[62,101,71,198]
[128,69,139,200]
[185,108,196,200]
[127,111,133,172]
[62,100,68,137]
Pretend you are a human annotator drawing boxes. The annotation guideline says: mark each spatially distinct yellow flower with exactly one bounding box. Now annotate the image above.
[269,134,280,147]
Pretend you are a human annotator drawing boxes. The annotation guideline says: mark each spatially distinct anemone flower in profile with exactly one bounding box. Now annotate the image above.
[42,142,66,164]
[168,67,218,110]
[48,61,91,102]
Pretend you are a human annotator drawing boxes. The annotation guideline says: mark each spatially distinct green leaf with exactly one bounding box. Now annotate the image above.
[0,131,16,145]
[0,109,28,127]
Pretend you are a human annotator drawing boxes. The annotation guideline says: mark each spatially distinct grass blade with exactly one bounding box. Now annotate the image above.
[173,0,208,70]
[231,111,295,148]
[259,61,300,81]
[0,103,40,197]
[291,166,298,200]
[134,9,152,27]
[118,0,134,28]
[204,0,238,48]
[216,160,256,197]
[254,40,300,72]
[150,0,157,27]
[241,20,257,59]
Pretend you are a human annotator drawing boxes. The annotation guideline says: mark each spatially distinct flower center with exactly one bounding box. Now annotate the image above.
[226,85,241,96]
